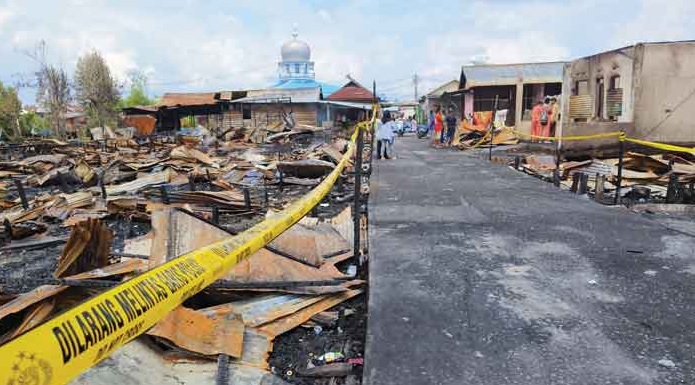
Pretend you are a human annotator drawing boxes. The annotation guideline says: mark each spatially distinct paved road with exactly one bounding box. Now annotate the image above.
[364,135,695,385]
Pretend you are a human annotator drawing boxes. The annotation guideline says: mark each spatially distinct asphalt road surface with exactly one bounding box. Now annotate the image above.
[364,135,695,385]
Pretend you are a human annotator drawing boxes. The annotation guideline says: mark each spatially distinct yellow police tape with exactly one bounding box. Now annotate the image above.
[470,129,492,148]
[0,115,375,385]
[503,126,623,142]
[619,134,695,155]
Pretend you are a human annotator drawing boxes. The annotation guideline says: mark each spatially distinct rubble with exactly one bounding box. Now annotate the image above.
[478,140,695,205]
[0,125,368,385]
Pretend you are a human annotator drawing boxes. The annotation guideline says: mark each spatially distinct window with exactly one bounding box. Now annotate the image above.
[574,80,589,95]
[610,75,621,90]
[607,75,623,120]
[242,108,252,120]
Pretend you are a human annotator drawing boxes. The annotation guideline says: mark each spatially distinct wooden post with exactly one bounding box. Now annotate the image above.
[353,125,364,262]
[595,174,605,202]
[14,179,29,210]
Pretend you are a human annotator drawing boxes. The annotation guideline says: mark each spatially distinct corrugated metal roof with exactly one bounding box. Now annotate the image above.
[426,80,460,97]
[321,100,373,110]
[461,62,565,89]
[270,79,340,97]
[233,87,321,104]
[156,92,220,107]
[327,82,375,102]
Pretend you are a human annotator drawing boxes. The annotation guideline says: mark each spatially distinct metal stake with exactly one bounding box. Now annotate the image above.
[212,206,220,224]
[243,188,251,209]
[666,173,679,203]
[614,136,625,205]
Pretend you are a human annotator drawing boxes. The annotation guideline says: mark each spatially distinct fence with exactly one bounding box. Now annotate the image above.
[498,126,695,205]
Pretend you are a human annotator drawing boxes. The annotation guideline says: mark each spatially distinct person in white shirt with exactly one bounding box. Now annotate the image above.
[376,111,395,159]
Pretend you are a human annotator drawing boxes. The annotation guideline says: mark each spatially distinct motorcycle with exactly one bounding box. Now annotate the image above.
[416,123,429,139]
[395,120,405,137]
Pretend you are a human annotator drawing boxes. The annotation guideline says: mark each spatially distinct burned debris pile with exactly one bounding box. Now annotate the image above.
[0,127,367,385]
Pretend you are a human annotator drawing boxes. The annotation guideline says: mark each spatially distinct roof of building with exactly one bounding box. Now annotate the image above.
[321,100,373,110]
[426,80,460,97]
[233,87,322,104]
[271,78,340,97]
[327,80,376,102]
[460,62,565,89]
[573,40,695,60]
[156,92,221,107]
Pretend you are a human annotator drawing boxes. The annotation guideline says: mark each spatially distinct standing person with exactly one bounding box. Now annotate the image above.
[376,111,395,159]
[539,97,551,139]
[530,101,544,142]
[444,110,457,146]
[411,115,418,135]
[549,97,559,137]
[433,107,444,146]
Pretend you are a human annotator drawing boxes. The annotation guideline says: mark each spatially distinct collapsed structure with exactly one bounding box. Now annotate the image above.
[0,115,373,384]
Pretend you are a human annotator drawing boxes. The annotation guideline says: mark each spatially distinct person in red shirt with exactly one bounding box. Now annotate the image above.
[433,106,444,146]
[530,101,544,142]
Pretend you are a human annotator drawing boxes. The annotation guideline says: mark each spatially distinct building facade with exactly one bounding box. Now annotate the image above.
[560,41,695,151]
[458,62,565,134]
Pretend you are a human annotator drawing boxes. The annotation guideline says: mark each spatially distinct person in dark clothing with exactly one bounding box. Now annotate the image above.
[444,110,457,146]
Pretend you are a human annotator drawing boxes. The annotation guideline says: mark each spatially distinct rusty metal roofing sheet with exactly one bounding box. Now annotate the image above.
[462,62,565,89]
[0,285,67,322]
[157,92,220,107]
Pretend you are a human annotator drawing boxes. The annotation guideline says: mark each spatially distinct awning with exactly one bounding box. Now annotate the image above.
[320,101,373,110]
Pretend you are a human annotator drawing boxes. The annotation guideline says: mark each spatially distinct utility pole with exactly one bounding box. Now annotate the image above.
[413,73,419,102]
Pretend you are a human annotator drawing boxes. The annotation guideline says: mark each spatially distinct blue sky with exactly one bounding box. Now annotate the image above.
[1,0,694,103]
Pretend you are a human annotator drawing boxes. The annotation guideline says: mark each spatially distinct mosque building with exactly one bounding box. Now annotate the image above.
[271,29,339,96]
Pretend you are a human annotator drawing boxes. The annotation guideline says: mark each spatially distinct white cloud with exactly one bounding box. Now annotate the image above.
[614,0,695,46]
[318,9,333,23]
[2,0,695,103]
[0,7,13,30]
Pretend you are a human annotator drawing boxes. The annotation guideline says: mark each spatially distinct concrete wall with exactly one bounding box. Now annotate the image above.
[633,42,695,143]
[562,41,695,151]
[560,46,637,151]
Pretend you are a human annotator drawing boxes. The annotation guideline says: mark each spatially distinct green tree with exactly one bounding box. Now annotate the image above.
[74,50,120,128]
[0,82,22,139]
[119,71,155,108]
[19,111,49,136]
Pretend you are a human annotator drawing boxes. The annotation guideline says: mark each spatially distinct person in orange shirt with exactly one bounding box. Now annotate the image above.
[530,101,544,142]
[433,106,444,146]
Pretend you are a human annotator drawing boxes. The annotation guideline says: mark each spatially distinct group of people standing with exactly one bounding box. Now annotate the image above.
[530,97,559,141]
[428,107,457,147]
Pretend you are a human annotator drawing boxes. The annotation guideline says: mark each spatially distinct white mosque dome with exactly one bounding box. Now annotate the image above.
[281,32,311,62]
